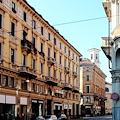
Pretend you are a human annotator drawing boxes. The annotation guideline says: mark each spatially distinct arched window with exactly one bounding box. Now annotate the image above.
[105,87,109,92]
[116,49,120,69]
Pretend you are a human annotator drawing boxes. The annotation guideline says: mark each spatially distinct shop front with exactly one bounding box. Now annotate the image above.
[54,103,63,116]
[20,97,27,120]
[64,104,68,116]
[31,99,43,118]
[0,94,15,120]
[69,104,72,118]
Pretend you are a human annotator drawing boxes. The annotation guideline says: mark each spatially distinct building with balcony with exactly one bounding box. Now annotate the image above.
[0,0,82,120]
[80,48,106,117]
[101,0,120,119]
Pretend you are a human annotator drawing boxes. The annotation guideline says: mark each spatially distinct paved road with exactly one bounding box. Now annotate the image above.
[70,115,112,120]
[83,115,112,120]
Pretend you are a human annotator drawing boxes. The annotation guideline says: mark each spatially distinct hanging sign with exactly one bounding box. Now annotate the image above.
[111,93,119,100]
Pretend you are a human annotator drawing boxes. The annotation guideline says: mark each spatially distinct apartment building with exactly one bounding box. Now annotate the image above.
[0,0,82,119]
[80,48,106,117]
[105,81,112,115]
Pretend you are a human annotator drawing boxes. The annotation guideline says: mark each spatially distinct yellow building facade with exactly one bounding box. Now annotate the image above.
[0,0,82,119]
[80,58,106,117]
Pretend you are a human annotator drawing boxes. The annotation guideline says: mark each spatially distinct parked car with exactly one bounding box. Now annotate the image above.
[44,115,57,120]
[57,114,67,120]
[36,115,45,120]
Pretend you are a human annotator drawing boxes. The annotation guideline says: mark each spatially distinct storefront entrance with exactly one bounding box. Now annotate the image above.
[32,99,43,118]
[21,105,27,120]
[47,100,51,115]
[0,104,15,120]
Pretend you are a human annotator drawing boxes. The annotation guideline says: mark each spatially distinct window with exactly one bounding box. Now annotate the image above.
[48,33,50,40]
[76,56,77,62]
[41,63,44,74]
[76,67,77,72]
[0,14,2,29]
[59,55,62,64]
[86,75,89,81]
[91,54,93,60]
[64,46,66,53]
[60,72,62,81]
[33,20,36,29]
[72,53,74,60]
[68,50,70,56]
[85,96,91,103]
[86,85,90,93]
[64,92,67,98]
[40,85,44,93]
[60,42,62,49]
[54,70,56,78]
[69,62,70,68]
[64,75,66,83]
[73,65,74,71]
[11,22,15,36]
[21,80,27,90]
[105,87,109,92]
[33,59,35,69]
[54,52,56,61]
[4,75,8,86]
[37,84,39,93]
[11,77,14,88]
[23,12,26,21]
[73,79,74,86]
[86,67,89,71]
[41,43,43,52]
[69,77,71,84]
[23,30,27,40]
[0,43,1,55]
[11,48,14,64]
[33,37,35,47]
[64,59,66,67]
[12,2,16,13]
[54,38,56,45]
[96,54,98,60]
[48,67,50,76]
[41,27,43,35]
[48,48,50,57]
[23,54,26,66]
[32,83,35,92]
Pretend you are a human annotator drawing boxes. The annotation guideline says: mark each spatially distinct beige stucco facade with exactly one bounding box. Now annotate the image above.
[0,0,82,119]
[80,58,106,116]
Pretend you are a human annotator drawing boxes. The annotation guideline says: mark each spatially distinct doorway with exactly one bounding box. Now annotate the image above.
[47,100,51,115]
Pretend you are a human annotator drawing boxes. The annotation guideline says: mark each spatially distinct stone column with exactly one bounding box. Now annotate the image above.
[111,70,120,120]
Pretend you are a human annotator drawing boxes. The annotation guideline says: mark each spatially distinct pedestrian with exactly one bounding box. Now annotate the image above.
[16,112,21,120]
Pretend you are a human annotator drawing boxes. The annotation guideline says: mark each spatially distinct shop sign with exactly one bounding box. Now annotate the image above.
[64,104,68,109]
[0,94,5,103]
[38,100,43,104]
[85,106,91,108]
[20,97,27,105]
[32,100,37,103]
[111,93,119,100]
[69,105,72,109]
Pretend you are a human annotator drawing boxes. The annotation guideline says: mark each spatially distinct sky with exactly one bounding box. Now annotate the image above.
[28,0,112,83]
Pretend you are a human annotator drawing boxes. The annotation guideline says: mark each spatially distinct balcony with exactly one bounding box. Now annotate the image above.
[63,83,72,90]
[72,71,77,77]
[21,39,32,54]
[19,66,37,79]
[46,76,58,86]
[39,51,45,58]
[47,57,55,66]
[64,67,70,74]
[72,86,79,93]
